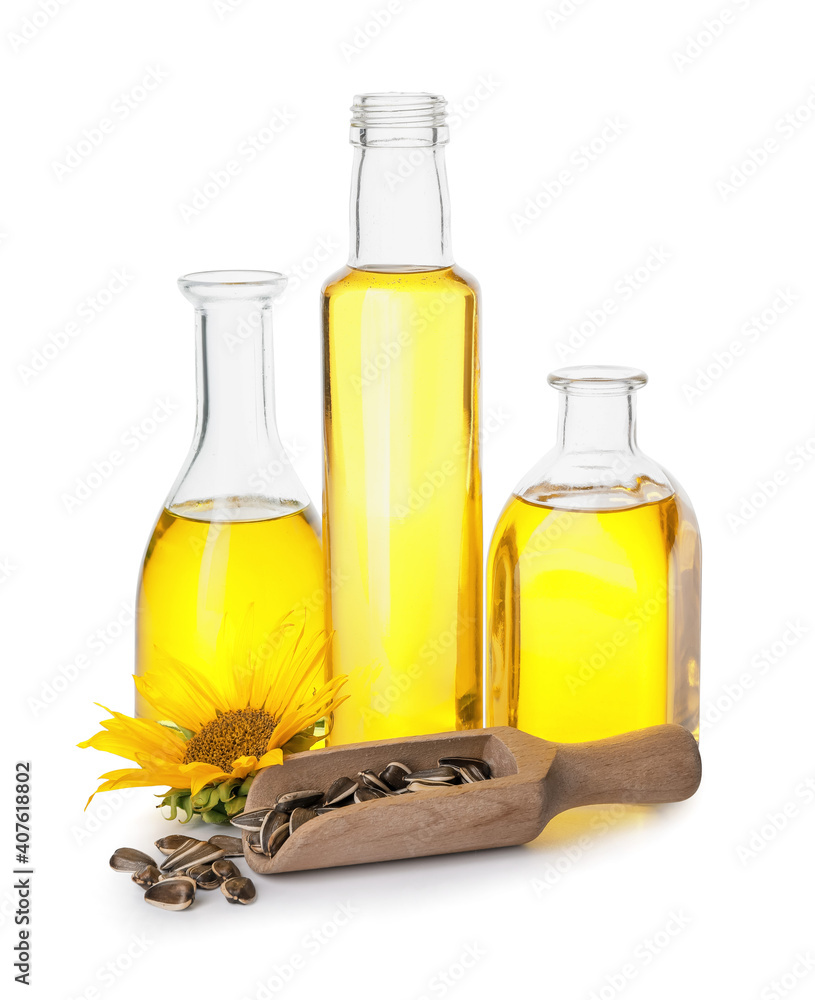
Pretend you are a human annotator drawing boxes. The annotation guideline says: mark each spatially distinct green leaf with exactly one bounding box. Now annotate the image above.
[224,795,247,817]
[177,796,194,824]
[156,720,195,741]
[201,808,230,825]
[283,729,322,755]
[218,778,240,803]
[190,789,210,811]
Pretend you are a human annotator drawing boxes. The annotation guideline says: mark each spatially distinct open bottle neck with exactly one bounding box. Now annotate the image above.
[193,299,280,451]
[168,272,310,520]
[347,94,453,271]
[557,391,638,456]
[349,143,452,271]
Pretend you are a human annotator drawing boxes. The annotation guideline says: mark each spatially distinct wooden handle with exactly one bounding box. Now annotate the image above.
[545,724,701,817]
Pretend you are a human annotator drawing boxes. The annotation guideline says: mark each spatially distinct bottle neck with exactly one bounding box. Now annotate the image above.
[349,144,452,271]
[515,365,673,510]
[557,392,637,456]
[168,293,309,517]
[193,299,281,458]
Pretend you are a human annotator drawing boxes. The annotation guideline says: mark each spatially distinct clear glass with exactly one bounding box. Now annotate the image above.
[135,271,324,719]
[487,365,701,743]
[323,93,482,744]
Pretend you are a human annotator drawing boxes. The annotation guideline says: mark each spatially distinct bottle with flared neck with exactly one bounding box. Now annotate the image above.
[136,271,324,719]
[487,365,701,743]
[322,93,482,743]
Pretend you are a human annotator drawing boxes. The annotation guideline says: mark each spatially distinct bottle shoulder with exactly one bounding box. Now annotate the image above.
[321,265,355,296]
[512,446,680,513]
[659,467,700,530]
[322,265,479,301]
[448,264,480,296]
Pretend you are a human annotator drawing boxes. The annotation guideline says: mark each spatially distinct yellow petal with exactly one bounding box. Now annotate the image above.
[263,628,333,719]
[134,653,224,730]
[271,686,348,748]
[84,763,190,808]
[227,755,260,779]
[178,762,230,797]
[78,706,186,765]
[248,618,295,709]
[255,748,284,769]
[209,611,247,711]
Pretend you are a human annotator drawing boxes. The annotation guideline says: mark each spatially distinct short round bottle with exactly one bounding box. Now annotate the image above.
[487,366,701,743]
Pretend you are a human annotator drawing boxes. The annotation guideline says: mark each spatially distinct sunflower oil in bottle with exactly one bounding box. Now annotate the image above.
[135,271,324,720]
[136,498,323,719]
[488,367,701,744]
[323,95,482,743]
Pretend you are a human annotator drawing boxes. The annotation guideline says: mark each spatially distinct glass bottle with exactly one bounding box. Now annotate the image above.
[322,93,482,744]
[487,366,700,743]
[136,270,324,719]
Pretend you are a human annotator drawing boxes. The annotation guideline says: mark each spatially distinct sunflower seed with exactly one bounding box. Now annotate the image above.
[323,776,358,807]
[221,876,256,905]
[110,847,158,873]
[245,830,265,855]
[207,835,244,857]
[269,824,290,858]
[158,838,206,871]
[189,865,221,890]
[144,877,195,911]
[274,789,324,813]
[161,841,225,872]
[154,835,197,857]
[198,872,221,891]
[187,863,217,887]
[438,757,491,782]
[211,859,240,882]
[260,810,290,856]
[289,807,318,835]
[354,786,386,803]
[131,865,160,888]
[358,770,392,793]
[379,762,411,790]
[406,780,452,793]
[406,766,460,784]
[230,808,274,832]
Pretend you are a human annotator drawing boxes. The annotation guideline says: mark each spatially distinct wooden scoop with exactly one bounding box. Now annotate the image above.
[243,724,701,875]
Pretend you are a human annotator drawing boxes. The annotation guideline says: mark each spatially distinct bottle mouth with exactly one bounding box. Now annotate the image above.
[178,270,287,305]
[350,92,448,147]
[548,365,648,396]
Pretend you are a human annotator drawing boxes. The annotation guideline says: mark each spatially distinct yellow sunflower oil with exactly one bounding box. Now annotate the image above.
[136,498,324,720]
[489,493,702,742]
[323,266,482,743]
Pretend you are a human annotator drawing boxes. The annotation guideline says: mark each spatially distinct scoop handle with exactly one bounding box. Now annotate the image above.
[545,724,701,816]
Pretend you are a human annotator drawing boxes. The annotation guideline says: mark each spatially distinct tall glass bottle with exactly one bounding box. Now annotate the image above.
[136,271,324,719]
[322,94,482,743]
[488,366,701,743]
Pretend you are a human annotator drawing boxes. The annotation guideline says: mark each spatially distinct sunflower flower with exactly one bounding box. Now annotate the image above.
[79,616,346,824]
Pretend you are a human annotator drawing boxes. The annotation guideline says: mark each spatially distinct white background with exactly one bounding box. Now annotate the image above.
[3,1,814,998]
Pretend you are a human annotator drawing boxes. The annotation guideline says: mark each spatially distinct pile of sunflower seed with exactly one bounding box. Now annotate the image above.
[110,834,256,910]
[234,755,491,860]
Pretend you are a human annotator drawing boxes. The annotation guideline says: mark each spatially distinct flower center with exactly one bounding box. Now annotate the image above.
[182,709,277,772]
